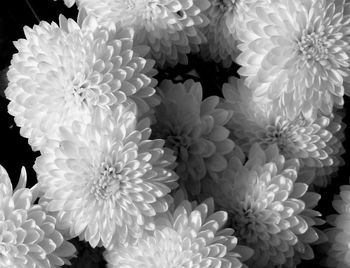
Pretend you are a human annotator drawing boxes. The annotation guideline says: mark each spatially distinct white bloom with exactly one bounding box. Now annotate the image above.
[236,0,350,119]
[152,79,234,196]
[34,104,178,249]
[74,0,210,67]
[324,185,350,268]
[0,165,76,267]
[202,144,325,267]
[105,198,253,268]
[222,77,345,187]
[5,11,158,151]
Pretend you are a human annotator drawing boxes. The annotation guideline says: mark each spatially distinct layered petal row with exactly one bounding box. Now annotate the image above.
[34,104,178,249]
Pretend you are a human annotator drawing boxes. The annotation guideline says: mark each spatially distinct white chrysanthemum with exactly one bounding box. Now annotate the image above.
[152,79,234,196]
[73,0,210,67]
[324,185,350,268]
[202,144,325,267]
[201,0,258,66]
[222,77,345,186]
[5,11,158,151]
[105,198,253,268]
[0,165,76,267]
[34,104,178,249]
[236,0,350,119]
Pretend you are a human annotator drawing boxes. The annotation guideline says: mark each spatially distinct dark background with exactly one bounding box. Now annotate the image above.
[1,1,349,267]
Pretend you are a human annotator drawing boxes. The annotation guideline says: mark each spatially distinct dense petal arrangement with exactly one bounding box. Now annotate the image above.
[105,198,253,268]
[34,104,178,249]
[152,79,234,196]
[0,165,76,267]
[72,0,210,67]
[222,77,345,187]
[5,11,157,151]
[5,0,350,266]
[202,144,324,267]
[323,185,350,268]
[236,0,350,119]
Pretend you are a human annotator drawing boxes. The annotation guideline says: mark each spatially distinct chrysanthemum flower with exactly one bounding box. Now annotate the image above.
[5,10,158,151]
[201,0,258,66]
[152,79,234,196]
[236,0,350,119]
[0,165,76,267]
[324,185,350,268]
[105,198,253,268]
[202,144,325,267]
[222,77,345,187]
[34,104,178,249]
[201,0,239,66]
[71,0,210,67]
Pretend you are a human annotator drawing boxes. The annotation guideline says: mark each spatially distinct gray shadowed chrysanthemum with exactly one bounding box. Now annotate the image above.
[202,143,325,268]
[201,0,259,67]
[222,76,345,187]
[152,79,234,196]
[323,185,350,268]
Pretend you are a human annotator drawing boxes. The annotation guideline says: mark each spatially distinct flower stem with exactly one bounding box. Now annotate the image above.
[24,0,40,23]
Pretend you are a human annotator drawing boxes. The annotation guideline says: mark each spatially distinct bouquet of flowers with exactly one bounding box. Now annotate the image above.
[1,0,350,267]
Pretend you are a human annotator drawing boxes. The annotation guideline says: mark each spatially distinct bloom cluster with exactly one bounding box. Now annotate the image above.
[2,0,350,267]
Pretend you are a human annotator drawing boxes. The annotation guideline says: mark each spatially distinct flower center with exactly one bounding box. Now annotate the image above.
[260,122,288,146]
[298,31,328,61]
[72,81,92,104]
[70,78,103,107]
[91,162,122,200]
[257,119,296,157]
[165,135,191,161]
[213,0,235,12]
[265,126,283,142]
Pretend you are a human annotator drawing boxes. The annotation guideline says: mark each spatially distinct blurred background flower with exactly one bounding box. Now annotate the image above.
[201,0,258,67]
[151,79,234,197]
[322,184,350,268]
